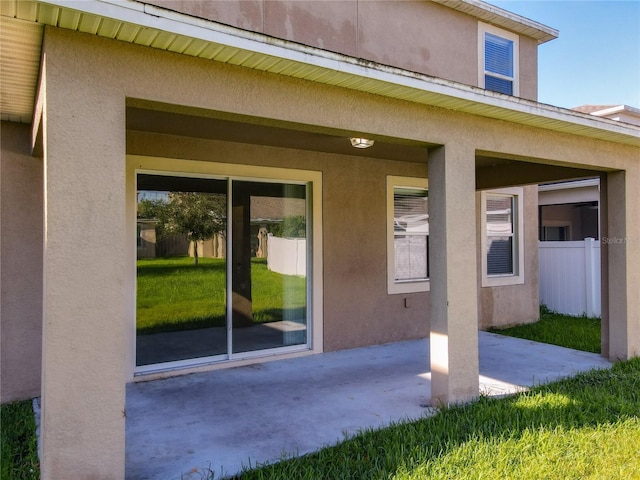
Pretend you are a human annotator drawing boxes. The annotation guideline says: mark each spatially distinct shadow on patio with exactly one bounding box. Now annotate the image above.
[125,331,611,479]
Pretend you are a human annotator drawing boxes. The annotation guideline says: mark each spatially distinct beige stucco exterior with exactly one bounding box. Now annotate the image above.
[25,29,638,477]
[428,144,480,405]
[606,169,640,361]
[1,122,43,403]
[127,131,431,353]
[38,36,129,478]
[145,0,539,99]
[0,1,639,478]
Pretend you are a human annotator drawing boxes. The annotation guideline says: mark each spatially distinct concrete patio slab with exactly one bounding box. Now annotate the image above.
[125,332,612,479]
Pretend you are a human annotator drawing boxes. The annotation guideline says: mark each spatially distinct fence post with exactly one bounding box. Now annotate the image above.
[584,237,595,317]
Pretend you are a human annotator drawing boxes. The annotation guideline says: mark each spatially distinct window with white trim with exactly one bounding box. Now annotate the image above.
[478,22,519,96]
[387,176,429,294]
[481,187,524,287]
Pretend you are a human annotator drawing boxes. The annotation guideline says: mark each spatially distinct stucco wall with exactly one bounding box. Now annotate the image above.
[125,136,544,345]
[518,35,538,101]
[127,132,431,351]
[40,26,639,364]
[144,0,538,99]
[1,122,43,403]
[39,29,129,477]
[129,132,540,346]
[357,1,478,87]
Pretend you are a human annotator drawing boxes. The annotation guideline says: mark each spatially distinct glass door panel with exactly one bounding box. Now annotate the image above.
[135,174,228,366]
[231,181,308,354]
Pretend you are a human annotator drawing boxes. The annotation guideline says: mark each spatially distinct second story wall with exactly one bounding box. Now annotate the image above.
[144,0,542,100]
[519,35,538,101]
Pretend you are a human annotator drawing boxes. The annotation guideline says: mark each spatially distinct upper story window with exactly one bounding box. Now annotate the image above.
[387,176,429,294]
[479,22,519,96]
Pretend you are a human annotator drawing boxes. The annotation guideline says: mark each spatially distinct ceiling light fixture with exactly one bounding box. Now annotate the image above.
[350,137,375,149]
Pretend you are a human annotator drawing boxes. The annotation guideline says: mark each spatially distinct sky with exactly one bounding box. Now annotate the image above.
[485,0,640,109]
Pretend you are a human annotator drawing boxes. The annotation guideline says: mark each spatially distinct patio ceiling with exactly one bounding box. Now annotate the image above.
[126,104,432,163]
[1,0,639,149]
[127,102,603,189]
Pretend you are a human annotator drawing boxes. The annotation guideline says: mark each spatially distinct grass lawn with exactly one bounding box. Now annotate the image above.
[136,257,306,334]
[0,400,39,480]
[488,306,601,354]
[234,358,640,479]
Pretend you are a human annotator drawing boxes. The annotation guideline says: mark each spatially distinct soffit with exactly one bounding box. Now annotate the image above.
[1,0,638,150]
[0,15,42,123]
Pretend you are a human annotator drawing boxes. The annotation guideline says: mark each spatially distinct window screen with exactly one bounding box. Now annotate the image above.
[484,32,514,95]
[485,75,513,95]
[394,188,429,282]
[486,194,514,275]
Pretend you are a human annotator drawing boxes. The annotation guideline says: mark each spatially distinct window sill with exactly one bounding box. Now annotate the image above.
[481,274,524,288]
[388,280,430,295]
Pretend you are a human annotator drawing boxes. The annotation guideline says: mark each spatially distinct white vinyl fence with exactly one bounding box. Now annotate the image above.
[267,235,306,276]
[538,238,600,317]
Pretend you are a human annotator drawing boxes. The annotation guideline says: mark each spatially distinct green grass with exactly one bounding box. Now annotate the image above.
[487,306,601,353]
[137,257,306,334]
[233,358,640,480]
[1,400,39,480]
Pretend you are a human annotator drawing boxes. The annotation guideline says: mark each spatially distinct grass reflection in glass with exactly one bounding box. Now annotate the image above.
[136,257,306,334]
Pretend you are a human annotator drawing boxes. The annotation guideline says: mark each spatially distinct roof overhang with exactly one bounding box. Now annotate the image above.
[591,105,640,118]
[432,0,558,44]
[572,105,640,127]
[1,0,638,149]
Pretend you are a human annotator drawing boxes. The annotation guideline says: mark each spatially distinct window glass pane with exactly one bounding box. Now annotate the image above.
[485,33,513,77]
[539,202,599,241]
[487,236,514,275]
[486,195,513,235]
[486,194,514,275]
[394,189,429,234]
[541,226,568,241]
[485,75,513,95]
[136,175,228,366]
[232,181,308,354]
[395,235,429,281]
[394,188,428,281]
[136,175,311,368]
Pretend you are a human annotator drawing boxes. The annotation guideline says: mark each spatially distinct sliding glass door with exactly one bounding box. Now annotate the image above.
[135,173,309,369]
[231,181,307,354]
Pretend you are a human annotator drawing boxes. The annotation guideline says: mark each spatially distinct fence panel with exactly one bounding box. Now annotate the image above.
[156,234,189,258]
[267,236,306,276]
[538,238,600,317]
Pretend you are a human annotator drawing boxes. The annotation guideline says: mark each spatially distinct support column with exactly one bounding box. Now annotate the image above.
[605,170,640,360]
[40,40,127,478]
[428,144,479,405]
